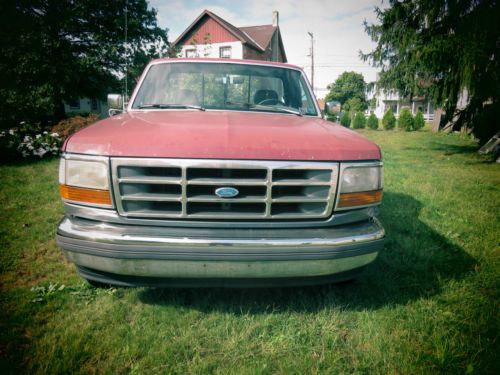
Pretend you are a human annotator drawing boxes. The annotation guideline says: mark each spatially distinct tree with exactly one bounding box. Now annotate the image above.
[340,112,351,127]
[398,108,414,131]
[0,0,171,128]
[362,0,500,143]
[343,97,365,113]
[325,71,367,110]
[382,109,396,130]
[352,112,366,129]
[367,113,379,130]
[414,110,425,130]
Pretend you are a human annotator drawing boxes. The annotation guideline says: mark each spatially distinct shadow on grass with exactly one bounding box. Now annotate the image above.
[429,141,479,155]
[0,155,58,167]
[138,192,475,312]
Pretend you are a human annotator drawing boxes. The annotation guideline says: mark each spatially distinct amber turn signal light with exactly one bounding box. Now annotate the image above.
[60,184,112,206]
[338,190,383,208]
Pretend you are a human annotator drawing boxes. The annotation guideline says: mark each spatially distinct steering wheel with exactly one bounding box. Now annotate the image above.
[256,98,287,106]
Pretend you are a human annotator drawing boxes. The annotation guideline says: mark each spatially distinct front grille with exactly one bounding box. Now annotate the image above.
[111,158,339,220]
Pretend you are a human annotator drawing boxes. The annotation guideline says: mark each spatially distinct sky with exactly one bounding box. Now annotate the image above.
[148,0,384,98]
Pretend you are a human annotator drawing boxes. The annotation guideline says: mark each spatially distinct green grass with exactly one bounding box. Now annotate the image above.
[1,129,499,374]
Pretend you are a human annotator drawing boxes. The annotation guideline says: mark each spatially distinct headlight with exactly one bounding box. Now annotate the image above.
[336,163,383,210]
[59,155,112,207]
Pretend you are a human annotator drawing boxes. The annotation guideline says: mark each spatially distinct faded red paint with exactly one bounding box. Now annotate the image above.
[64,111,381,161]
[182,17,238,45]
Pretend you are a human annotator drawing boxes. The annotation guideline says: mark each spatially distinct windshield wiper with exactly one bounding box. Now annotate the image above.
[250,104,302,116]
[225,101,303,116]
[138,104,205,111]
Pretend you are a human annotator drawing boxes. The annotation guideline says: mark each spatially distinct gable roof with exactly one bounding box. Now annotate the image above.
[172,10,265,52]
[239,25,276,51]
[241,24,287,62]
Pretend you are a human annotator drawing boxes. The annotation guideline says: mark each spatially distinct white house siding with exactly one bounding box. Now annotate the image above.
[369,89,434,120]
[179,41,244,59]
[64,98,109,118]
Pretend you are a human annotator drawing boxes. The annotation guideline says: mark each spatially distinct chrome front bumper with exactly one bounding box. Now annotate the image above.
[57,216,385,286]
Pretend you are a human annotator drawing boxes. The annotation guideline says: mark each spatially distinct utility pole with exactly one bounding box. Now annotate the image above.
[307,32,314,92]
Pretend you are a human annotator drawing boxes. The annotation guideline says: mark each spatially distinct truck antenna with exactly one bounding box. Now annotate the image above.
[124,0,128,108]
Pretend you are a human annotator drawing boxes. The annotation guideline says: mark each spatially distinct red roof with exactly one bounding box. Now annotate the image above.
[172,10,265,51]
[239,25,276,51]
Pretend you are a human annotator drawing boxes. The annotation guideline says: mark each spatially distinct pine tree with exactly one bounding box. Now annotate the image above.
[340,112,351,127]
[352,112,366,129]
[367,113,379,130]
[414,110,425,130]
[362,0,500,142]
[382,109,396,130]
[398,109,414,131]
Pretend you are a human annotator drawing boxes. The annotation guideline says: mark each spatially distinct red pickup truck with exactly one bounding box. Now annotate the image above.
[56,58,385,287]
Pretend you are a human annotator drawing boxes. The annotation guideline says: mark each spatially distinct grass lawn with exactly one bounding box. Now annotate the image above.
[1,128,499,374]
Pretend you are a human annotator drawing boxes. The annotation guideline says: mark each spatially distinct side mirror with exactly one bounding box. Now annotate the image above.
[325,101,341,115]
[107,94,123,116]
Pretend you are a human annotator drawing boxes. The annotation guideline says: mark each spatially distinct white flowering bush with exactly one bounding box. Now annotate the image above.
[17,131,62,158]
[0,122,62,160]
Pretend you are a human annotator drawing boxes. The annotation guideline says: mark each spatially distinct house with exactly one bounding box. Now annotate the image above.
[171,10,287,62]
[367,85,435,121]
[64,97,108,118]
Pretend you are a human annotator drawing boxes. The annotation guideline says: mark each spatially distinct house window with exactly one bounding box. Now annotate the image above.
[68,99,80,109]
[219,46,231,59]
[185,49,196,58]
[91,98,98,111]
[387,102,398,114]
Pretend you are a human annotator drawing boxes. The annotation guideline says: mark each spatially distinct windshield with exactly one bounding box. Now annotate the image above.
[131,62,318,116]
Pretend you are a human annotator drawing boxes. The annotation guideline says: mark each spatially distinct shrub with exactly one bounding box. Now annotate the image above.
[367,113,379,130]
[414,110,425,130]
[0,129,19,160]
[326,114,338,123]
[398,108,414,131]
[18,132,62,158]
[0,123,62,160]
[382,108,396,130]
[51,114,99,139]
[352,112,366,129]
[340,112,351,127]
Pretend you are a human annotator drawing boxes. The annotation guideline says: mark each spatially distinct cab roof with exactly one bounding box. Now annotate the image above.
[150,58,303,72]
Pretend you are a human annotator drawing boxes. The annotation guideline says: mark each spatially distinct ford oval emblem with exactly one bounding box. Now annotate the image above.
[215,187,239,198]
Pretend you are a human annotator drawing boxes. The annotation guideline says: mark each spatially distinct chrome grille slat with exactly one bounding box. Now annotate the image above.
[188,197,267,203]
[271,197,327,203]
[186,179,267,186]
[271,180,331,186]
[121,194,182,202]
[119,177,182,184]
[112,158,339,220]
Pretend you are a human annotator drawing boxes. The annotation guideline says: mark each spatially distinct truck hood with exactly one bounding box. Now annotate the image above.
[64,111,381,161]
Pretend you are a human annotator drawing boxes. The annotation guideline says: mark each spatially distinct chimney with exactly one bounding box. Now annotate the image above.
[272,11,279,27]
